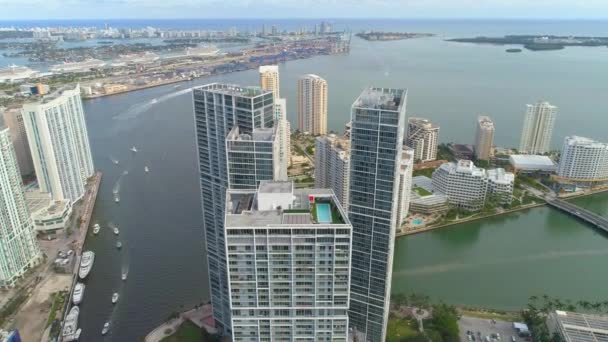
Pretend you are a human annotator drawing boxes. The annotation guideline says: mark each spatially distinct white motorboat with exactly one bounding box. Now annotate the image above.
[116,241,122,249]
[102,322,110,335]
[144,166,149,173]
[130,146,138,153]
[112,292,119,304]
[72,283,85,305]
[113,227,119,235]
[62,306,80,341]
[115,196,120,203]
[93,224,100,235]
[78,251,95,279]
[122,272,128,281]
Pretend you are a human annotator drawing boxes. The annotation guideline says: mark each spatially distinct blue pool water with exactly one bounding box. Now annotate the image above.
[412,218,424,225]
[317,203,332,223]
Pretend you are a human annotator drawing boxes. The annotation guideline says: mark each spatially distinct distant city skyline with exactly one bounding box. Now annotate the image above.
[2,1,608,20]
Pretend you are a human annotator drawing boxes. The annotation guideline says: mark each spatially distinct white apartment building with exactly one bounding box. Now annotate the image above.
[297,74,327,135]
[396,146,414,225]
[557,136,608,183]
[519,101,557,155]
[22,84,95,203]
[259,65,280,99]
[487,168,515,205]
[406,117,439,162]
[314,134,350,211]
[224,181,351,342]
[474,116,495,160]
[432,160,514,211]
[0,127,42,288]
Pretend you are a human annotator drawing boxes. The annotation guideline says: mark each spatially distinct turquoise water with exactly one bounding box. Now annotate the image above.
[412,218,424,225]
[317,203,332,223]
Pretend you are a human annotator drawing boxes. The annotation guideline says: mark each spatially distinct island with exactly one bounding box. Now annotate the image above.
[447,35,608,51]
[356,31,434,41]
[506,48,523,53]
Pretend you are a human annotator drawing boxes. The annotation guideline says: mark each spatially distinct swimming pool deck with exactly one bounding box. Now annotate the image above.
[316,203,332,223]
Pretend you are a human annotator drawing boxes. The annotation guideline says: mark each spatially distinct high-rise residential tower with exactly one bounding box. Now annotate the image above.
[297,74,327,135]
[557,136,608,183]
[519,101,557,155]
[21,85,94,203]
[259,65,290,178]
[259,65,280,99]
[2,108,34,177]
[348,87,407,341]
[225,181,352,341]
[396,146,414,225]
[0,127,41,288]
[405,117,439,162]
[314,134,351,211]
[193,83,276,334]
[474,116,495,161]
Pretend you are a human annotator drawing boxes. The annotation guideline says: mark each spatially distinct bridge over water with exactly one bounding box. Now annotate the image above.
[547,198,608,233]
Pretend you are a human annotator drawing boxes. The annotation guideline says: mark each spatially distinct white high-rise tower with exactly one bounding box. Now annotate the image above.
[0,127,42,288]
[297,74,327,135]
[22,84,94,203]
[519,101,557,155]
[260,65,290,178]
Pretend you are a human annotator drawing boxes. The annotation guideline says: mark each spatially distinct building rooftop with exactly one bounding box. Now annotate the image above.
[408,117,439,129]
[227,126,275,142]
[226,181,349,228]
[478,116,495,129]
[550,310,608,342]
[322,134,351,158]
[487,168,515,184]
[194,83,270,98]
[353,87,407,111]
[438,160,486,177]
[509,154,556,170]
[564,135,608,149]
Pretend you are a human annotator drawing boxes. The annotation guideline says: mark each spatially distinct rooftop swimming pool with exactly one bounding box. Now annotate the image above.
[316,203,332,223]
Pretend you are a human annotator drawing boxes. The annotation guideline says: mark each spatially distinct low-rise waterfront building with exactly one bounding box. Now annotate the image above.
[509,154,557,174]
[449,143,474,160]
[432,160,514,211]
[25,190,72,235]
[225,181,351,342]
[557,136,608,184]
[314,134,350,211]
[409,176,449,215]
[547,310,608,342]
[406,117,439,162]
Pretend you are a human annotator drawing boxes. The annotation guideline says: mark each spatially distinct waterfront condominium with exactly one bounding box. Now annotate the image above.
[224,181,352,341]
[314,134,351,211]
[2,108,35,177]
[432,160,514,211]
[405,117,439,162]
[193,83,277,334]
[474,116,495,161]
[396,146,414,225]
[297,74,327,135]
[21,84,94,203]
[557,136,608,183]
[519,101,557,155]
[348,87,408,342]
[259,65,290,178]
[0,127,42,288]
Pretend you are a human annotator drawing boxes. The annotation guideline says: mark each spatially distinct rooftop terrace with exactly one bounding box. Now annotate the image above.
[353,87,406,111]
[226,181,350,228]
[195,83,270,98]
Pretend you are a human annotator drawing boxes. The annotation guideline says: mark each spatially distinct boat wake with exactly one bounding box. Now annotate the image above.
[113,88,192,121]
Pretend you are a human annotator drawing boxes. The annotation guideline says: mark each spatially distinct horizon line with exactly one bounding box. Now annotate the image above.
[1,17,608,22]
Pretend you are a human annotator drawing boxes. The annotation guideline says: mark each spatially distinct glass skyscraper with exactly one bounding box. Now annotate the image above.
[193,83,275,333]
[347,87,407,342]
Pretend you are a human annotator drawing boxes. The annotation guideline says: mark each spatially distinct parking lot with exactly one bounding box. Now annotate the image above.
[459,316,526,342]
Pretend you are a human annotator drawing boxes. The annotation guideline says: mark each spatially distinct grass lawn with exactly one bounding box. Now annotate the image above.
[387,317,418,342]
[160,321,204,342]
[412,186,432,197]
[459,308,522,322]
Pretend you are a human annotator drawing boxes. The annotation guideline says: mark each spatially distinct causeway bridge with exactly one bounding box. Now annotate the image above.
[547,198,608,232]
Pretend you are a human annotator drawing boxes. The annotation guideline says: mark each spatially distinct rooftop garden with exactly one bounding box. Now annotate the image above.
[412,185,432,197]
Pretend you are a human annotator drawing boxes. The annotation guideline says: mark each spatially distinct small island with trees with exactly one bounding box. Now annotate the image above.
[447,34,608,51]
[356,31,435,41]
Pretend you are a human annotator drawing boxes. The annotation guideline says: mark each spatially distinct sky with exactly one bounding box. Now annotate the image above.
[1,0,608,20]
